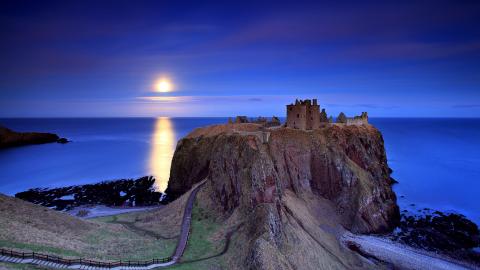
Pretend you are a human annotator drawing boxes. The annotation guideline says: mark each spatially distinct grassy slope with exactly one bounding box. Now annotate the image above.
[0,194,175,261]
[91,188,228,270]
[0,185,229,270]
[167,201,225,270]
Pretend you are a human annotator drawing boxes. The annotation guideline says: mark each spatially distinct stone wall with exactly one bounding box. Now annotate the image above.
[346,112,368,126]
[307,103,320,129]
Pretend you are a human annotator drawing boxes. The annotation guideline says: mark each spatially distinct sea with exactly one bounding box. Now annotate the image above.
[0,118,479,224]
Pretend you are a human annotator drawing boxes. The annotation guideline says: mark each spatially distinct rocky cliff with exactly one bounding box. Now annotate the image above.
[0,126,67,149]
[166,123,400,269]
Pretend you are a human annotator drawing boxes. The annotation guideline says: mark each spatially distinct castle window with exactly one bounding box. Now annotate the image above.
[297,114,299,118]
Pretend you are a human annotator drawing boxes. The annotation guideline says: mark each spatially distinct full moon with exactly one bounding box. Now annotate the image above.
[155,78,173,93]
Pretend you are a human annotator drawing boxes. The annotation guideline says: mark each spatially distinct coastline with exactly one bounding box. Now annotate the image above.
[343,232,479,270]
[2,118,479,269]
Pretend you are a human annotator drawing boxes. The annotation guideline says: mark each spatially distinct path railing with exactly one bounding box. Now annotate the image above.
[0,247,171,268]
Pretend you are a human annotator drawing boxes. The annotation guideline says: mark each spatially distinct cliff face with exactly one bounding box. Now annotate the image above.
[167,123,399,269]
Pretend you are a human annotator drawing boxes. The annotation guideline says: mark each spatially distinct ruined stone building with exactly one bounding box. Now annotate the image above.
[346,112,368,125]
[228,116,281,127]
[286,99,322,130]
[336,112,369,125]
[286,98,368,130]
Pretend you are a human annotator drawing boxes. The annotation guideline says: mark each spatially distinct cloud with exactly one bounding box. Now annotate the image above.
[325,103,400,110]
[452,104,480,108]
[136,96,195,103]
[136,95,288,104]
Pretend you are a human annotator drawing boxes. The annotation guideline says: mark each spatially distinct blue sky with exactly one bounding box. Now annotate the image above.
[1,0,479,117]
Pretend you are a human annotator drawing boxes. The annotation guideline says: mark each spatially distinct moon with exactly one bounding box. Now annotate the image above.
[155,78,173,93]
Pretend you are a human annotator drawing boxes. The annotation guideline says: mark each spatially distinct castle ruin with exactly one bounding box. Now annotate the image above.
[286,99,368,130]
[286,99,324,130]
[346,112,368,125]
[336,112,368,125]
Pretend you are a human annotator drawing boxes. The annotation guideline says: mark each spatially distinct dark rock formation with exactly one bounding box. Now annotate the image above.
[0,126,68,149]
[392,211,480,264]
[57,137,69,144]
[16,176,164,210]
[394,212,479,251]
[166,123,399,269]
[336,112,347,123]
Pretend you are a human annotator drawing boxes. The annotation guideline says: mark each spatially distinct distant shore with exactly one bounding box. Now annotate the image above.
[0,125,68,149]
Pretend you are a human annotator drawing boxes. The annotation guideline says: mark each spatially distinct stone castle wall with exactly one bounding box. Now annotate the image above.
[286,99,321,130]
[307,104,320,129]
[346,118,367,125]
[346,112,368,126]
[286,104,307,129]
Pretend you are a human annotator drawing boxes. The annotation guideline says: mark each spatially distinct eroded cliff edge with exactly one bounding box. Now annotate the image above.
[166,123,400,269]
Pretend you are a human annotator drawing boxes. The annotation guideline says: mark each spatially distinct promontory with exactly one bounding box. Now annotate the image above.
[0,126,68,149]
[166,104,400,269]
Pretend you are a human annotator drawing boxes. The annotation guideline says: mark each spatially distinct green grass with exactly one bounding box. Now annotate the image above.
[90,215,116,223]
[83,222,176,261]
[1,215,177,262]
[182,202,221,261]
[167,201,226,270]
[0,201,228,269]
[0,240,81,257]
[91,212,138,223]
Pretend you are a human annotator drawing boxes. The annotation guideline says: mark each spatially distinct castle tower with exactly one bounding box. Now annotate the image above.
[286,99,320,130]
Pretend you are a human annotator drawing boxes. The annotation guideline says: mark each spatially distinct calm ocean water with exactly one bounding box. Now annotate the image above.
[0,118,479,224]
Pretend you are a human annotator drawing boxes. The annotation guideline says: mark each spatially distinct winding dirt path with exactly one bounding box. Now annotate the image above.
[171,180,206,262]
[0,180,207,269]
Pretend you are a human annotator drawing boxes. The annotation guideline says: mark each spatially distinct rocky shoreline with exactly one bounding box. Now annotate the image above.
[15,176,165,211]
[0,126,68,149]
[389,210,480,265]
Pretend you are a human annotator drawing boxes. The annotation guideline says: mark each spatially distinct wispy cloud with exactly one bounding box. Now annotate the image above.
[452,104,480,108]
[324,103,399,109]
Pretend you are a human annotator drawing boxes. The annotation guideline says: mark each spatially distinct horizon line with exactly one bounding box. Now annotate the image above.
[1,116,480,119]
